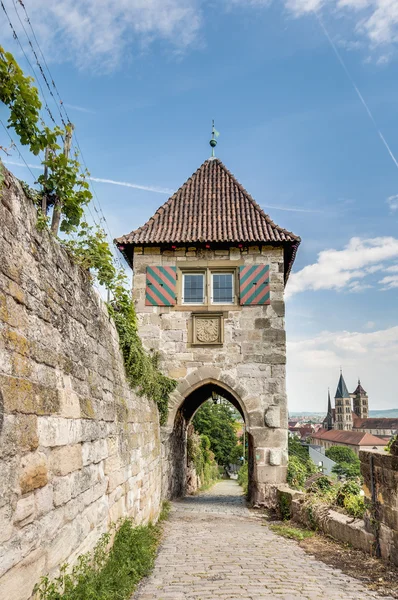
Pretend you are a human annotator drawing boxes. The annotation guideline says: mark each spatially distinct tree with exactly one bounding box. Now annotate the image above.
[325,446,358,464]
[326,446,361,479]
[192,401,239,467]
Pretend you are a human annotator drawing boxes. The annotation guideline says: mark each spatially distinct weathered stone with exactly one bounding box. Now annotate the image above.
[49,444,83,476]
[13,494,36,525]
[19,452,48,494]
[0,548,46,600]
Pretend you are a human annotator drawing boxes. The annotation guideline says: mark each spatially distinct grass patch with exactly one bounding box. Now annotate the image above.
[33,502,170,600]
[269,523,315,541]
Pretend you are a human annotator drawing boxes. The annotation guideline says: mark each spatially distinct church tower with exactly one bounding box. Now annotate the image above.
[352,379,368,420]
[334,371,352,430]
[323,389,334,430]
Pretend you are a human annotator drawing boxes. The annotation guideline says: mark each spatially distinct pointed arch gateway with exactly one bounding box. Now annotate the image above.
[163,373,257,500]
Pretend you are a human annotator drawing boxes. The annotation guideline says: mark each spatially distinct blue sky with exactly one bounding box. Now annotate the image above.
[1,0,398,412]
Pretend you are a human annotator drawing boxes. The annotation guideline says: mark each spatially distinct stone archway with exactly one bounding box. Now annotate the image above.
[161,367,286,504]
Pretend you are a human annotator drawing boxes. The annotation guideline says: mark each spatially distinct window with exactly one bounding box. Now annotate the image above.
[211,273,234,304]
[182,273,205,304]
[181,269,236,306]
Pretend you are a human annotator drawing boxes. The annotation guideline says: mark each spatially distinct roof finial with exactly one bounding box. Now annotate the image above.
[209,120,220,158]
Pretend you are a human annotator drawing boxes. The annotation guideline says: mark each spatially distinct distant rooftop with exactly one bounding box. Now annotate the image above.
[311,429,388,447]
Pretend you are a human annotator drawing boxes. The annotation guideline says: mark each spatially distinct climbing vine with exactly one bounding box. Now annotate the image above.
[0,45,176,423]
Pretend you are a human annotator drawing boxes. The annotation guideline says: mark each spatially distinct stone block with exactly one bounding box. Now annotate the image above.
[38,416,82,447]
[19,452,48,494]
[0,548,46,600]
[0,414,38,459]
[0,374,60,415]
[269,448,282,466]
[13,494,36,525]
[35,484,54,516]
[49,444,83,476]
[264,405,280,428]
[53,475,72,506]
[82,439,108,466]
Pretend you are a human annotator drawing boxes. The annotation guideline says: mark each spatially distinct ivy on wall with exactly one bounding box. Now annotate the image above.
[0,46,176,424]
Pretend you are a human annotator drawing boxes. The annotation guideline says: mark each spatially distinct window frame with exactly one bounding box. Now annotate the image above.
[179,267,238,308]
[181,271,206,305]
[210,270,235,305]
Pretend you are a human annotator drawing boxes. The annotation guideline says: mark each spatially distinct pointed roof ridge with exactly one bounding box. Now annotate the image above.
[353,379,367,395]
[335,372,350,399]
[116,158,301,282]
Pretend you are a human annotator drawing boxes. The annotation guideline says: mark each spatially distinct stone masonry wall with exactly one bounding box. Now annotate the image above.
[132,244,288,503]
[0,170,162,600]
[361,449,398,566]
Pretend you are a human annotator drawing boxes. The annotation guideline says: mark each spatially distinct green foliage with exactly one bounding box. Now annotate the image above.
[343,494,366,518]
[335,480,362,507]
[192,401,240,466]
[187,429,219,488]
[287,438,317,489]
[308,475,334,494]
[278,493,291,521]
[38,143,92,234]
[33,515,166,600]
[0,45,54,154]
[0,46,91,235]
[269,524,314,541]
[326,446,361,479]
[287,455,308,489]
[237,462,248,496]
[386,434,397,453]
[325,445,358,464]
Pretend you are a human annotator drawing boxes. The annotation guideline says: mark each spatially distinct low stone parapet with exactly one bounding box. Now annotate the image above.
[276,486,375,554]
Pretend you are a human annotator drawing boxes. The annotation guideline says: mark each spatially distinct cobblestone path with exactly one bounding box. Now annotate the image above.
[133,480,393,600]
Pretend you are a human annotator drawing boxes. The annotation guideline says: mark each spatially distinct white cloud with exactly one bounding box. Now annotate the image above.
[285,1,398,50]
[379,274,398,289]
[387,195,398,211]
[287,236,398,297]
[4,0,398,72]
[3,0,202,71]
[364,320,376,329]
[287,325,398,411]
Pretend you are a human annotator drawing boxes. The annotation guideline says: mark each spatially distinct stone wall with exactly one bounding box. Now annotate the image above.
[132,244,288,504]
[276,486,375,554]
[360,448,398,566]
[0,170,162,600]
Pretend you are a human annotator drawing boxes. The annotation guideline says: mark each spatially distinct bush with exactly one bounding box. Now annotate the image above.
[33,512,167,600]
[287,455,308,489]
[307,475,334,495]
[343,494,366,518]
[187,428,219,489]
[335,480,361,507]
[326,446,361,480]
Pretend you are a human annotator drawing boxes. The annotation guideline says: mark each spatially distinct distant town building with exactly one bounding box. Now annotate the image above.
[309,429,389,456]
[322,373,398,438]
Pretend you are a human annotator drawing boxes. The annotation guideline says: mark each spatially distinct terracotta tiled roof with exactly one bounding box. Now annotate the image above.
[116,159,300,281]
[310,429,388,447]
[353,418,398,430]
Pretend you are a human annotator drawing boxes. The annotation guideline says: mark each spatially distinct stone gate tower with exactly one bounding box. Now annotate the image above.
[116,157,300,504]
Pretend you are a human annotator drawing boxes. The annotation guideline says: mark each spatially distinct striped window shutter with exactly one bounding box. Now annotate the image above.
[145,266,177,306]
[239,265,270,305]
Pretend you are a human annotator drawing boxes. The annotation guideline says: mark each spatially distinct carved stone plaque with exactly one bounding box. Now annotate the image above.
[192,313,223,346]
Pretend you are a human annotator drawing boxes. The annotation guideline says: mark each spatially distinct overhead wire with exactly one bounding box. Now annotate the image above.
[3,0,124,269]
[0,118,39,182]
[1,0,58,127]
